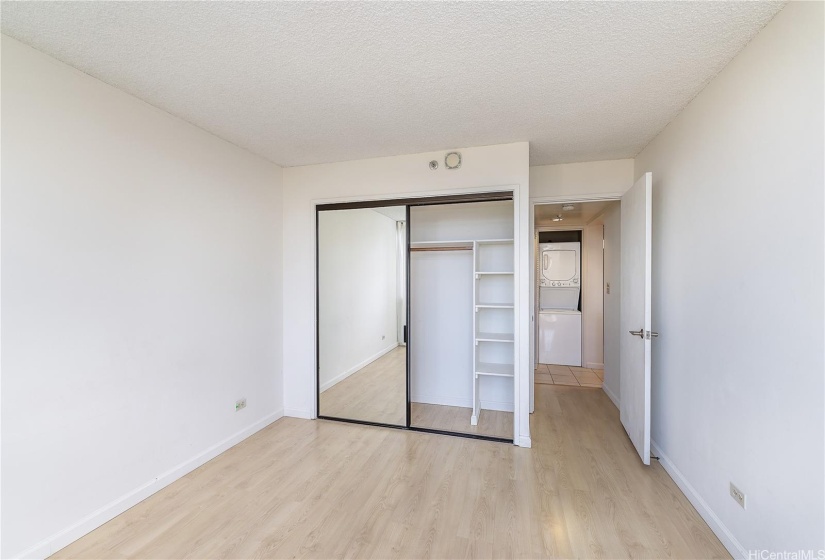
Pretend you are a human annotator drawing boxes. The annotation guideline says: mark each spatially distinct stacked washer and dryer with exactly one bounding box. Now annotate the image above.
[538,242,582,366]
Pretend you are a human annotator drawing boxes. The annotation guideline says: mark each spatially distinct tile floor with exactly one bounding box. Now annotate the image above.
[535,363,604,387]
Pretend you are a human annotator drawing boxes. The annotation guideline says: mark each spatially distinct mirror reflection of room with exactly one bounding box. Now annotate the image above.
[318,206,407,425]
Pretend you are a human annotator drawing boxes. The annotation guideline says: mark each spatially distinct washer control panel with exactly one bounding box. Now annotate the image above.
[540,278,579,287]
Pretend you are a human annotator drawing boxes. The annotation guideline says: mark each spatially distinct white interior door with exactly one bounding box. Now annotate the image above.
[620,172,653,465]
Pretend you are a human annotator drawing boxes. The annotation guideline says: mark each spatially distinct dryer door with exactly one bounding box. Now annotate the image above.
[541,249,578,284]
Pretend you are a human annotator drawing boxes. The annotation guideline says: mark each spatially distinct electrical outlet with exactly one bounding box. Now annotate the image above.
[235,398,247,412]
[730,482,746,509]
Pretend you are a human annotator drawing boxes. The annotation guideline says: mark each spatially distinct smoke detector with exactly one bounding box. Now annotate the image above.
[562,204,575,211]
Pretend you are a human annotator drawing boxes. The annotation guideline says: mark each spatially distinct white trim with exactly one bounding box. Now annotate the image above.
[602,384,620,409]
[284,408,313,419]
[651,440,747,560]
[515,183,530,448]
[14,410,284,560]
[319,343,399,392]
[411,393,514,413]
[518,435,532,448]
[586,362,604,370]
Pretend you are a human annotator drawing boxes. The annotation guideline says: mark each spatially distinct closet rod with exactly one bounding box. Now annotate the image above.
[410,246,473,252]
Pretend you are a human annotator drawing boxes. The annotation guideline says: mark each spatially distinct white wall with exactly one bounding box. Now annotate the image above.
[530,159,634,200]
[634,3,824,555]
[318,208,398,391]
[1,36,284,558]
[282,142,531,446]
[602,204,621,406]
[582,220,604,370]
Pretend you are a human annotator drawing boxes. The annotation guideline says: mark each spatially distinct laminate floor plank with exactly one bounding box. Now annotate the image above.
[52,384,730,559]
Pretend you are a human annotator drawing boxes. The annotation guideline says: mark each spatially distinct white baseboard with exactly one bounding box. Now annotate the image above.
[411,393,514,413]
[319,343,398,392]
[284,408,313,419]
[15,410,284,560]
[586,361,604,370]
[651,440,746,560]
[517,435,532,448]
[602,384,620,409]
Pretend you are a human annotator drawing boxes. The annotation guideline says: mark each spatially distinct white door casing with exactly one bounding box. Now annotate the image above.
[620,172,653,465]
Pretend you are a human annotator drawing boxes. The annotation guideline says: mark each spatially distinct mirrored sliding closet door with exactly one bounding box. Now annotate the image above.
[317,205,408,426]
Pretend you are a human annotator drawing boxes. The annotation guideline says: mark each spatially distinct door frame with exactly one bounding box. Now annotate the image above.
[315,190,517,444]
[529,194,622,413]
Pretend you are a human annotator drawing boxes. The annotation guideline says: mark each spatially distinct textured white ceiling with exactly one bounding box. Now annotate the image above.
[1,1,784,167]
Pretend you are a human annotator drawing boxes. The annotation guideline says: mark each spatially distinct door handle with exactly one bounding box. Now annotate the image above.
[647,331,659,339]
[629,329,644,338]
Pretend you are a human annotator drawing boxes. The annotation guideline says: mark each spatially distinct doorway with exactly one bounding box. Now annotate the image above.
[532,199,619,396]
[530,172,654,465]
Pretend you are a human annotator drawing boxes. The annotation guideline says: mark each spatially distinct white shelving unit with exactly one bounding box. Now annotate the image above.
[471,239,515,425]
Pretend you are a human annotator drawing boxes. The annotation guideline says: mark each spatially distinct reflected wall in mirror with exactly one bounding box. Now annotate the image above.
[317,206,407,425]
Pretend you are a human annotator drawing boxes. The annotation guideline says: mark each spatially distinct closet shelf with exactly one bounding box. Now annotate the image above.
[475,303,515,309]
[475,332,515,342]
[475,239,514,245]
[408,239,478,246]
[410,241,473,252]
[409,240,473,249]
[475,362,515,377]
[470,233,516,426]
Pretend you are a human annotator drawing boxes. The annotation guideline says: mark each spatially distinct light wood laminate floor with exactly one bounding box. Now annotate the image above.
[321,346,512,438]
[53,384,729,559]
[320,346,407,425]
[411,402,512,439]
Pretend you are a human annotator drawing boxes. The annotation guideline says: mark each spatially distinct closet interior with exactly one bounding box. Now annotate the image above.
[316,195,515,442]
[409,201,514,439]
